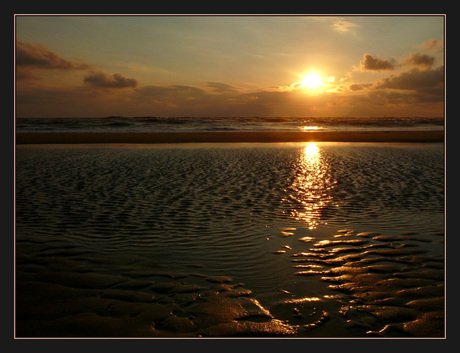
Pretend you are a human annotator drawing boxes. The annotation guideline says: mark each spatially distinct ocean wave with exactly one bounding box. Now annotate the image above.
[16,116,444,134]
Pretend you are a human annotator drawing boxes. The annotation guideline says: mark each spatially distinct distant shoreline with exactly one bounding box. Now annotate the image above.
[16,131,444,144]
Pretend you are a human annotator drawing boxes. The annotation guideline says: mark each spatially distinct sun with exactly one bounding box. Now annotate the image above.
[301,73,323,90]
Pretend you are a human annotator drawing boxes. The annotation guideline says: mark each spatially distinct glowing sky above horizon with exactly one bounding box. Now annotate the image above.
[15,15,445,118]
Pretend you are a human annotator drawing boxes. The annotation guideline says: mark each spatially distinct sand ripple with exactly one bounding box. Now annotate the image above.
[16,144,444,337]
[269,228,444,337]
[16,255,296,337]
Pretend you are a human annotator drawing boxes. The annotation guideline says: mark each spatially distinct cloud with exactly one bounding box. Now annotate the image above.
[400,52,435,69]
[16,40,90,70]
[375,66,443,92]
[359,53,395,71]
[419,39,444,52]
[348,83,373,91]
[16,69,38,81]
[372,66,444,105]
[206,82,239,94]
[16,86,105,117]
[132,83,309,116]
[134,85,206,102]
[16,40,139,92]
[16,76,444,118]
[333,18,358,33]
[84,71,138,89]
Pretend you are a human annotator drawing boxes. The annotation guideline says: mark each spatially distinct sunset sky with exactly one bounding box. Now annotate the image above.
[15,15,445,118]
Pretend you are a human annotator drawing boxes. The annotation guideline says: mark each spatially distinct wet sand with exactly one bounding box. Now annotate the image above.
[16,258,296,337]
[15,143,444,338]
[16,227,444,338]
[16,130,444,144]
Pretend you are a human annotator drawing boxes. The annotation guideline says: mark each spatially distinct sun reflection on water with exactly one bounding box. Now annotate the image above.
[286,143,337,229]
[304,142,319,157]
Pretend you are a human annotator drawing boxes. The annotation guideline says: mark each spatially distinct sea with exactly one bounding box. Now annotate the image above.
[15,116,444,134]
[15,116,445,338]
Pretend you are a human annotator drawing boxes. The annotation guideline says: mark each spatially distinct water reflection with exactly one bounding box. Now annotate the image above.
[286,143,337,229]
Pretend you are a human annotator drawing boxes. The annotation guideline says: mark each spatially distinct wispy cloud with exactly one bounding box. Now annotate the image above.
[206,82,240,94]
[333,18,358,33]
[84,71,138,89]
[419,38,444,52]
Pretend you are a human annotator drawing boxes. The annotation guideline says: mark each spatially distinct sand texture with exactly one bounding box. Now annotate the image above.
[15,143,444,337]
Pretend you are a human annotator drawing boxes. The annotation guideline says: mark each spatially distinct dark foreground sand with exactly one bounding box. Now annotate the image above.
[16,130,444,144]
[16,228,444,338]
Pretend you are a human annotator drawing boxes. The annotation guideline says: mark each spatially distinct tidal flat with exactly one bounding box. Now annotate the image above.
[15,142,444,337]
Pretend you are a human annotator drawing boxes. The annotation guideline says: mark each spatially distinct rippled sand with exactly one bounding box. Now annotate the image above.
[15,143,444,337]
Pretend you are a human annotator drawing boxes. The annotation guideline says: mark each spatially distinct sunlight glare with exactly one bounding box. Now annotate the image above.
[305,142,319,157]
[284,143,337,230]
[302,126,320,131]
[301,73,323,90]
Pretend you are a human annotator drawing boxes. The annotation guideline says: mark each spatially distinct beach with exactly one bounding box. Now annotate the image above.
[15,141,444,338]
[15,13,446,339]
[16,130,444,144]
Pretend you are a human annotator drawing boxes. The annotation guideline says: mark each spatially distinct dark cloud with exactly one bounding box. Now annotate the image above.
[367,90,416,105]
[16,40,90,70]
[367,88,444,106]
[401,52,435,69]
[371,66,444,105]
[360,53,395,71]
[84,71,138,89]
[375,66,443,92]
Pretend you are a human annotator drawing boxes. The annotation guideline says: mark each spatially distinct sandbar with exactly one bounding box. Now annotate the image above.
[16,130,444,144]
